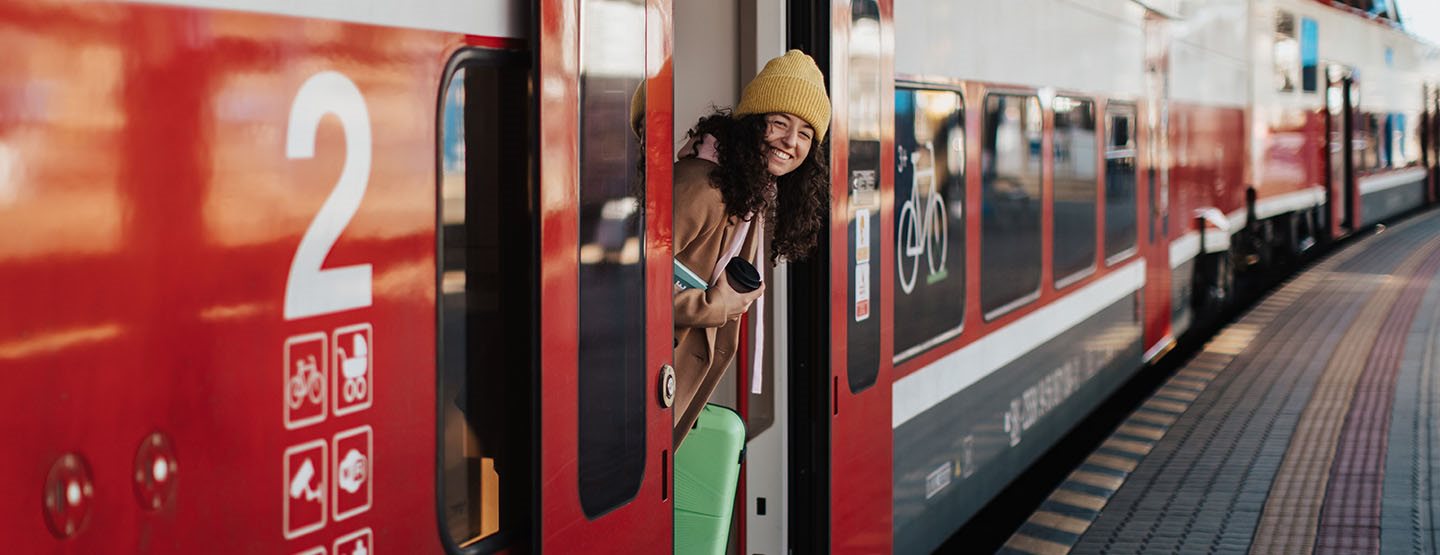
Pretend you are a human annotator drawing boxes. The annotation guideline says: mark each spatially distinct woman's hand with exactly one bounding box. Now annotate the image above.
[710,273,766,321]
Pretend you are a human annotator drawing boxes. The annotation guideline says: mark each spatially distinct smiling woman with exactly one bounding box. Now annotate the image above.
[670,49,832,445]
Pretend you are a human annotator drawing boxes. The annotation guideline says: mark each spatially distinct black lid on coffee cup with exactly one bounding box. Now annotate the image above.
[726,257,762,293]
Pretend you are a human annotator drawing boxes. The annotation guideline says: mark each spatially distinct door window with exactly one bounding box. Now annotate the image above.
[1051,96,1097,285]
[437,53,535,552]
[980,94,1042,318]
[576,0,648,518]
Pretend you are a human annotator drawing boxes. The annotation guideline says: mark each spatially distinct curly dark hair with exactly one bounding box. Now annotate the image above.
[687,109,830,263]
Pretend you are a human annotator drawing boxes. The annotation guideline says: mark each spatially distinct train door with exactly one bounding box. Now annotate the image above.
[828,0,895,552]
[1325,65,1356,236]
[1141,11,1174,359]
[1422,83,1434,200]
[536,0,676,551]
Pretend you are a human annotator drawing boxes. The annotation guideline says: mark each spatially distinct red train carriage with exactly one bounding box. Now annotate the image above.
[1,0,1435,554]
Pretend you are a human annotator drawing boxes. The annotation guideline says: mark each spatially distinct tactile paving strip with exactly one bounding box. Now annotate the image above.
[1314,244,1440,554]
[1000,209,1440,555]
[1252,236,1440,555]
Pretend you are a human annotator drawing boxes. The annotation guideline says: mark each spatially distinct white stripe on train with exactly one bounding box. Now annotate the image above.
[892,259,1146,429]
[133,0,525,38]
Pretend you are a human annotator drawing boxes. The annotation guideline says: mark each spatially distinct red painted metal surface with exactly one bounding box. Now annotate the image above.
[1138,96,1172,355]
[0,3,500,552]
[830,0,896,551]
[1257,108,1328,202]
[536,0,673,551]
[1167,102,1247,235]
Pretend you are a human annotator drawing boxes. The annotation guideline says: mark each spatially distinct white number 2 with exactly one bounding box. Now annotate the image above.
[283,71,373,321]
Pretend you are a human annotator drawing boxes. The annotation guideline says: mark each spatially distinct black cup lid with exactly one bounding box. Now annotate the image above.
[725,257,762,292]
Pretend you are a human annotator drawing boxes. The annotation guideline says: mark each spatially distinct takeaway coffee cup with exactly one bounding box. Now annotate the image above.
[725,257,762,293]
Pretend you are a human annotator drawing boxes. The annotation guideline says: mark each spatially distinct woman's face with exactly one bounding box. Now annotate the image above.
[762,113,814,177]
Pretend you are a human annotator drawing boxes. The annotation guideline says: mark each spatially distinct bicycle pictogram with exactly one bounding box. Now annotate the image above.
[288,355,324,411]
[896,141,950,294]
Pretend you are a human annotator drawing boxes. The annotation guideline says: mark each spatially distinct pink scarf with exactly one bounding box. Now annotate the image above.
[679,134,766,395]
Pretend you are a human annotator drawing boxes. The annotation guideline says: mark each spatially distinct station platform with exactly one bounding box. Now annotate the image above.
[1001,208,1440,555]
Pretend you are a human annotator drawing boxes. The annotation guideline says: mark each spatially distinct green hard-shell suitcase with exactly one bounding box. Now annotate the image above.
[674,403,745,555]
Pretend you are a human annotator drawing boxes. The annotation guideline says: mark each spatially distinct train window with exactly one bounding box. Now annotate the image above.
[1374,114,1391,168]
[1300,18,1318,93]
[1359,114,1379,171]
[576,0,647,518]
[1104,104,1139,263]
[847,0,884,392]
[1386,113,1401,167]
[1274,10,1298,93]
[1403,111,1422,166]
[1051,96,1097,287]
[892,86,966,362]
[980,94,1043,319]
[437,52,535,552]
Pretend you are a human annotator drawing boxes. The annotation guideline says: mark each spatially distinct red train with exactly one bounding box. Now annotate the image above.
[2,0,1436,553]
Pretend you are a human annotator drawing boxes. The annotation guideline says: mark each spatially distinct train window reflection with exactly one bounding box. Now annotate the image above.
[1051,96,1097,286]
[981,94,1043,319]
[893,86,966,361]
[1104,104,1138,263]
[847,0,884,392]
[576,0,647,518]
[437,55,535,552]
[1274,11,1299,93]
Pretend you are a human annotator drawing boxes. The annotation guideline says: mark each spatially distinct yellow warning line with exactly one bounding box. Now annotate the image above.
[1101,438,1153,456]
[1129,411,1178,427]
[1155,387,1200,402]
[1086,453,1139,473]
[1069,470,1124,491]
[1143,399,1188,413]
[1049,489,1109,511]
[1029,510,1092,535]
[1168,376,1209,389]
[1116,423,1165,441]
[1004,533,1071,555]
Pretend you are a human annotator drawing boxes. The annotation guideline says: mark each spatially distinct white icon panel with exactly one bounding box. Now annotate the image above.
[283,440,328,539]
[284,333,328,429]
[332,426,373,521]
[332,324,373,416]
[334,527,374,555]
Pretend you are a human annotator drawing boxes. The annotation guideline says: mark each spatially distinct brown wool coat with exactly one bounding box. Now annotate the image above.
[672,157,763,446]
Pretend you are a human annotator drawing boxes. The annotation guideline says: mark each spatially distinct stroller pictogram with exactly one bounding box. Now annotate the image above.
[338,334,369,403]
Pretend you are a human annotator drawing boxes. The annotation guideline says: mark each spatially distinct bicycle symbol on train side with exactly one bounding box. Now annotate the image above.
[288,355,324,411]
[896,142,951,294]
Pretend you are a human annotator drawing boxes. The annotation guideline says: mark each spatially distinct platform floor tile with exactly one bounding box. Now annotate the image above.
[1004,210,1440,554]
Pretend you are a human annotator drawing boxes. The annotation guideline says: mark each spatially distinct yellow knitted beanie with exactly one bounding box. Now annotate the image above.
[736,50,831,141]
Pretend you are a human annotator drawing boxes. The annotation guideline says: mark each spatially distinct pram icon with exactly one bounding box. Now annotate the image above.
[338,333,369,403]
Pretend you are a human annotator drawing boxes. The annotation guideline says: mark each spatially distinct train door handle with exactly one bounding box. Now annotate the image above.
[659,364,676,408]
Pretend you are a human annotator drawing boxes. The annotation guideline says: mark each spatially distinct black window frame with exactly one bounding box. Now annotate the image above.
[979,92,1045,321]
[1050,94,1099,290]
[891,81,968,363]
[574,0,649,519]
[1103,102,1140,266]
[434,46,538,555]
